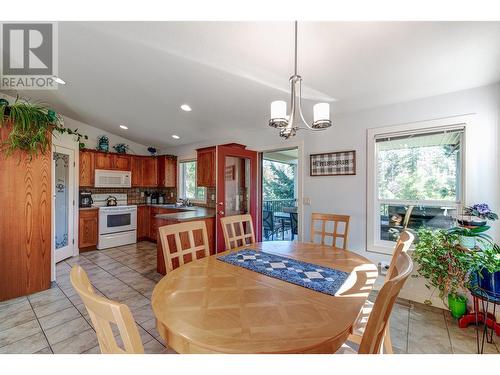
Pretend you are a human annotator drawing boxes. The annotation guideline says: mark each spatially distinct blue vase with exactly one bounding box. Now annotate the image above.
[478,269,500,297]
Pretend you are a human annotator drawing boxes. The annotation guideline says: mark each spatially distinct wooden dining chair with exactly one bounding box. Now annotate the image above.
[220,214,256,250]
[347,230,415,353]
[310,213,350,249]
[70,265,144,354]
[158,220,211,272]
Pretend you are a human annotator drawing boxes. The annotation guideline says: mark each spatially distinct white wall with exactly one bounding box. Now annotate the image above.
[164,83,500,307]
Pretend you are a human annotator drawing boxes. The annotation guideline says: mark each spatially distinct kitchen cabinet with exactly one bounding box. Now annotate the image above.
[79,150,94,187]
[158,155,177,188]
[79,209,98,250]
[142,156,158,187]
[196,146,216,187]
[94,152,113,170]
[137,205,150,239]
[112,154,131,171]
[131,156,143,187]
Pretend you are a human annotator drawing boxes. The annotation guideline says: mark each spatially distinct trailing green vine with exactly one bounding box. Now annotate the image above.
[0,96,88,158]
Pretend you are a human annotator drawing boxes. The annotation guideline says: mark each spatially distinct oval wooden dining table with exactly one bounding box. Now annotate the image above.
[151,241,378,354]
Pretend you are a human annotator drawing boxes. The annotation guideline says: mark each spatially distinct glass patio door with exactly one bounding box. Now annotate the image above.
[53,146,75,263]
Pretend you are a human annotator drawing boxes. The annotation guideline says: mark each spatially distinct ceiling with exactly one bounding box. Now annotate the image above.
[3,21,500,147]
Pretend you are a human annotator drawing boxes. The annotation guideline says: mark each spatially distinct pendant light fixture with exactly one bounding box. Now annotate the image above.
[269,21,332,139]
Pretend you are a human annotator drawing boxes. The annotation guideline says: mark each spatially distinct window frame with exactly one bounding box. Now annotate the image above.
[366,116,469,255]
[178,159,207,204]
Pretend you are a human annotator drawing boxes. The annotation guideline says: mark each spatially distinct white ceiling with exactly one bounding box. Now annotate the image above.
[4,21,500,147]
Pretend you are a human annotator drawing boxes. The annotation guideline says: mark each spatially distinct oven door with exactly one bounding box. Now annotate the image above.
[99,209,137,234]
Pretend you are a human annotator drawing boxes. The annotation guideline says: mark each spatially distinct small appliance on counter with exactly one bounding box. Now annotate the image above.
[151,192,159,205]
[158,194,164,204]
[79,191,93,208]
[145,192,151,204]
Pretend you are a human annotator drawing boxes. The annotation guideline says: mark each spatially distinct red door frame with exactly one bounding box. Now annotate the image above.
[216,144,258,252]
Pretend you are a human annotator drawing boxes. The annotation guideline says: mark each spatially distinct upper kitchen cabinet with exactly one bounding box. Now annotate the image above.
[196,146,216,187]
[158,155,177,188]
[131,155,143,187]
[142,156,158,187]
[79,149,95,187]
[94,151,113,170]
[112,154,131,171]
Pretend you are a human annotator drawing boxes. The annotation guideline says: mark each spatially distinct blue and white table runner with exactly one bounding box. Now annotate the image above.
[218,249,349,296]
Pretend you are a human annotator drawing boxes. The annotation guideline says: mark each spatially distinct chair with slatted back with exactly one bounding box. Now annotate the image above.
[310,213,350,249]
[347,230,415,353]
[70,265,144,354]
[220,214,256,250]
[158,220,210,272]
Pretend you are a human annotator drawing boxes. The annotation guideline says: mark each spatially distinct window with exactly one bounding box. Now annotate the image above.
[367,120,466,254]
[178,160,206,202]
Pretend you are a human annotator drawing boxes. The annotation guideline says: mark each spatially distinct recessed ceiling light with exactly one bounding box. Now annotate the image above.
[119,125,128,130]
[180,104,192,112]
[53,76,66,85]
[172,135,180,139]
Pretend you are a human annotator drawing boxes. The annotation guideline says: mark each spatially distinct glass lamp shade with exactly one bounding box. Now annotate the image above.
[312,103,332,129]
[269,100,288,128]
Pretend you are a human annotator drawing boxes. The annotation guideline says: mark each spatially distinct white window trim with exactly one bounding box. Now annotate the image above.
[366,115,471,255]
[178,158,207,204]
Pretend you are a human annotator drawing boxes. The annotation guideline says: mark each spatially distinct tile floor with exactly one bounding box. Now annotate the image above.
[0,241,498,354]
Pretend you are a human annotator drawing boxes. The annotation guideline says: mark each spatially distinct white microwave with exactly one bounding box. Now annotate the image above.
[94,169,131,188]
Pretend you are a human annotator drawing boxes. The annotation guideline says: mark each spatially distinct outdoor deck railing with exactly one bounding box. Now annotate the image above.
[263,198,297,213]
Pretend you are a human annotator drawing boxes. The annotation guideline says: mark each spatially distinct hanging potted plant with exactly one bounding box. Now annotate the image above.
[412,228,473,319]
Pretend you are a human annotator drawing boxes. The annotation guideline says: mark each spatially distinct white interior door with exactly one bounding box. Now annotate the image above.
[53,146,75,263]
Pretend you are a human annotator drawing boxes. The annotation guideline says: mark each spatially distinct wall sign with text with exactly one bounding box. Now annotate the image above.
[310,150,356,176]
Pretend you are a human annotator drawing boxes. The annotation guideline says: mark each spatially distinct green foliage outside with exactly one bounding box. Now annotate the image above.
[181,161,206,200]
[378,145,459,201]
[262,160,295,200]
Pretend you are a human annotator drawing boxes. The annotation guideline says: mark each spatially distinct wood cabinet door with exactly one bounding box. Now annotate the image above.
[79,210,98,248]
[164,157,177,187]
[196,147,216,187]
[94,152,113,170]
[142,157,158,187]
[131,156,143,187]
[79,150,94,187]
[137,205,150,238]
[113,154,131,171]
[149,207,160,241]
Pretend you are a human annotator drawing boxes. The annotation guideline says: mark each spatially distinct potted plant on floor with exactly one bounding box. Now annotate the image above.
[470,243,500,297]
[413,228,473,318]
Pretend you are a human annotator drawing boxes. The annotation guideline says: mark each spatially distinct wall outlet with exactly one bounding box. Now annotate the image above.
[170,192,174,198]
[211,194,215,200]
[140,192,145,197]
[303,197,311,205]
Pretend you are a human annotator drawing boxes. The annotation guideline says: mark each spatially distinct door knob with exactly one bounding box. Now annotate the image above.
[218,210,225,216]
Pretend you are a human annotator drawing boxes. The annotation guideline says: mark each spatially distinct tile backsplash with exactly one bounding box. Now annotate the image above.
[80,187,177,205]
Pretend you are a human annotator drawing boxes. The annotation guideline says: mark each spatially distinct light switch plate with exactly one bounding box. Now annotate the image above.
[303,197,311,205]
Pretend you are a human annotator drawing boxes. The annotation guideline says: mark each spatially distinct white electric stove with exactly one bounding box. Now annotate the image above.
[92,194,137,250]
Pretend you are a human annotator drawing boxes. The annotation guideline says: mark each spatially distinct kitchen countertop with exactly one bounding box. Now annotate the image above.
[153,206,215,222]
[79,207,99,210]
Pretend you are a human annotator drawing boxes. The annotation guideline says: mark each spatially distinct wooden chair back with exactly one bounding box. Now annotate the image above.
[220,214,256,250]
[385,230,414,282]
[358,252,413,354]
[310,213,350,249]
[70,266,144,354]
[158,220,210,272]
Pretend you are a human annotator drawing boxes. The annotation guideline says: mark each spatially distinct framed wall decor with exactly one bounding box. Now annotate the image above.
[310,150,356,176]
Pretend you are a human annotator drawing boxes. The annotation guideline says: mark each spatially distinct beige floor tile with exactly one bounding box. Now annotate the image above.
[0,306,37,332]
[408,307,452,354]
[51,329,99,354]
[0,332,49,354]
[445,315,499,354]
[35,347,53,354]
[130,304,155,324]
[143,339,168,354]
[28,287,66,308]
[44,316,92,345]
[0,296,27,309]
[33,297,73,318]
[38,306,82,331]
[0,320,42,348]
